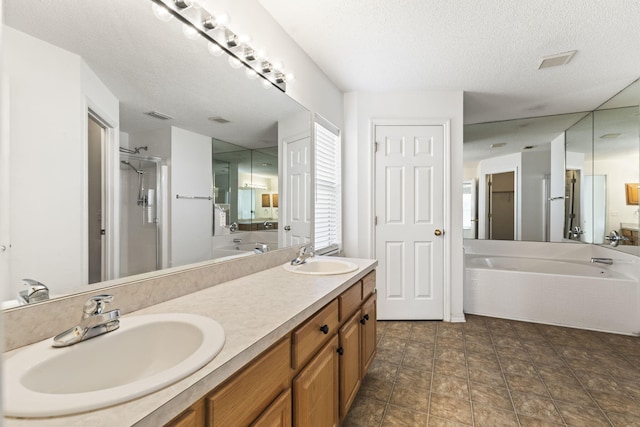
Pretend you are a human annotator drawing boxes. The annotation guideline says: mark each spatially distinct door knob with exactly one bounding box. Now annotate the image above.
[284,225,291,231]
[434,229,444,236]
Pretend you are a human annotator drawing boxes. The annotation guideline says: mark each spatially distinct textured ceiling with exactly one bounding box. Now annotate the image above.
[259,0,640,124]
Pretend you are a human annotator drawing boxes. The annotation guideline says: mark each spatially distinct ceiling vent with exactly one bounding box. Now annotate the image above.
[145,111,174,120]
[490,143,506,149]
[208,116,231,124]
[538,50,577,69]
[522,145,534,150]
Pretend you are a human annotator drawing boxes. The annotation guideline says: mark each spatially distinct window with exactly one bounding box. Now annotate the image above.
[314,118,341,255]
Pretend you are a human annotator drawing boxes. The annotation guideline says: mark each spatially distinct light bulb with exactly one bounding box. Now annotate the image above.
[215,13,229,27]
[238,34,251,45]
[245,68,258,80]
[151,3,174,22]
[285,73,295,82]
[271,61,283,71]
[208,42,224,56]
[182,24,199,40]
[228,56,243,69]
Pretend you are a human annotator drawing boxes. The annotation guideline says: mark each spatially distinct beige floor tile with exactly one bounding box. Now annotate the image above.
[511,392,563,423]
[367,359,400,383]
[429,393,473,425]
[389,383,429,412]
[353,316,640,427]
[431,374,469,400]
[472,404,519,427]
[434,358,469,379]
[396,366,431,391]
[505,373,549,397]
[381,404,428,427]
[342,396,386,427]
[590,390,640,417]
[469,382,514,412]
[359,376,394,402]
[605,411,640,426]
[555,400,612,427]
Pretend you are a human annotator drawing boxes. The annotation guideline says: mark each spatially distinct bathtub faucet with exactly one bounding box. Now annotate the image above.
[590,257,613,265]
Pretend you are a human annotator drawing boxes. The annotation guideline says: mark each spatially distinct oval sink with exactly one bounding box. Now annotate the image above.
[3,313,225,418]
[283,258,359,275]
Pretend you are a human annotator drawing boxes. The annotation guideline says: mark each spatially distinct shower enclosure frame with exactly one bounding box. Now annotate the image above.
[119,153,164,277]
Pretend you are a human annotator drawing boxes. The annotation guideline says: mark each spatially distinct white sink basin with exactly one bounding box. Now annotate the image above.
[3,313,225,418]
[283,258,359,275]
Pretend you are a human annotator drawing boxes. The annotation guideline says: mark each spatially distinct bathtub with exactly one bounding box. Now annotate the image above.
[464,255,640,335]
[211,242,279,262]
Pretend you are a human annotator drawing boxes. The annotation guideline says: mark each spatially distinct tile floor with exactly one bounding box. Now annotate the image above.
[343,315,640,426]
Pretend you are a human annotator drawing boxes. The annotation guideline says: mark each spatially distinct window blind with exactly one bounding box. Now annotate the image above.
[314,121,341,254]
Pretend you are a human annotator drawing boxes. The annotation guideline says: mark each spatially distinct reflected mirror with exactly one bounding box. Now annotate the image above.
[464,78,639,253]
[0,0,311,308]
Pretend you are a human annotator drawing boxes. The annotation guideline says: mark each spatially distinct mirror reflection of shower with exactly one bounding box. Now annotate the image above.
[119,150,163,277]
[120,160,147,206]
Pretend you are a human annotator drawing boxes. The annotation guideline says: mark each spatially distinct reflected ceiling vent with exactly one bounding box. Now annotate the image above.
[490,143,506,149]
[145,111,174,120]
[538,50,577,69]
[208,116,231,124]
[522,145,534,150]
[600,133,622,139]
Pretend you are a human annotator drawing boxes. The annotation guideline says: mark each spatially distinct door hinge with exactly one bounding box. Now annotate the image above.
[374,142,379,152]
[374,216,378,226]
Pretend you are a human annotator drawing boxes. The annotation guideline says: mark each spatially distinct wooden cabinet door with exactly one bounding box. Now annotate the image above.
[208,338,291,427]
[339,311,361,420]
[251,389,292,427]
[293,335,339,427]
[360,293,377,378]
[164,399,205,427]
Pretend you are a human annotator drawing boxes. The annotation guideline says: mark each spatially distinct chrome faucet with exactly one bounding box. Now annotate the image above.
[254,242,271,254]
[263,220,274,230]
[590,257,613,265]
[52,295,120,348]
[290,245,314,266]
[17,279,49,305]
[229,222,238,233]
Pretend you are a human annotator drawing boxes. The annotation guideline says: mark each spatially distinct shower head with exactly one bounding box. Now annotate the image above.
[121,160,144,174]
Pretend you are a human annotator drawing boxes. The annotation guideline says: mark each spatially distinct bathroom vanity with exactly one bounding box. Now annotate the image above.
[2,256,377,427]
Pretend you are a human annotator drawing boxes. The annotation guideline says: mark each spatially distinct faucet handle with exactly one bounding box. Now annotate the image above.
[83,294,114,317]
[22,278,48,292]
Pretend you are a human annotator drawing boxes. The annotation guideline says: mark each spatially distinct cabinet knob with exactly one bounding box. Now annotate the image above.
[336,347,344,356]
[360,318,366,325]
[319,324,329,334]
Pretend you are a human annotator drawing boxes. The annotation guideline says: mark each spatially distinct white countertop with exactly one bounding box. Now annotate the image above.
[3,257,377,427]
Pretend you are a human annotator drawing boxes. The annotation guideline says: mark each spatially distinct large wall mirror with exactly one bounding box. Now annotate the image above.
[0,0,311,307]
[464,79,639,255]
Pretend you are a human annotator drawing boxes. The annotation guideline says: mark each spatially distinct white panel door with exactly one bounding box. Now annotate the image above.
[282,135,311,247]
[375,125,445,319]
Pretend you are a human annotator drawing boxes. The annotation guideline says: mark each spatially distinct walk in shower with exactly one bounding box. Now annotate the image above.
[119,153,163,277]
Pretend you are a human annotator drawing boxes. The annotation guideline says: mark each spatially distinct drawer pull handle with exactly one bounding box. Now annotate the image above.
[336,347,344,356]
[319,324,329,334]
[360,314,370,325]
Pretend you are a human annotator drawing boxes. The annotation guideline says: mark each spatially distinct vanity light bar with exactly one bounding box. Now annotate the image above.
[150,0,287,92]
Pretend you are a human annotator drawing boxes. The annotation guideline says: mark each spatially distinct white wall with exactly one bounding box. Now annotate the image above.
[549,133,566,241]
[2,26,118,300]
[170,127,213,267]
[342,90,464,321]
[520,151,550,241]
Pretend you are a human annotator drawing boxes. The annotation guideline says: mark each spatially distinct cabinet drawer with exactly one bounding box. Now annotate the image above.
[208,337,291,427]
[339,282,362,321]
[292,299,339,370]
[362,270,376,299]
